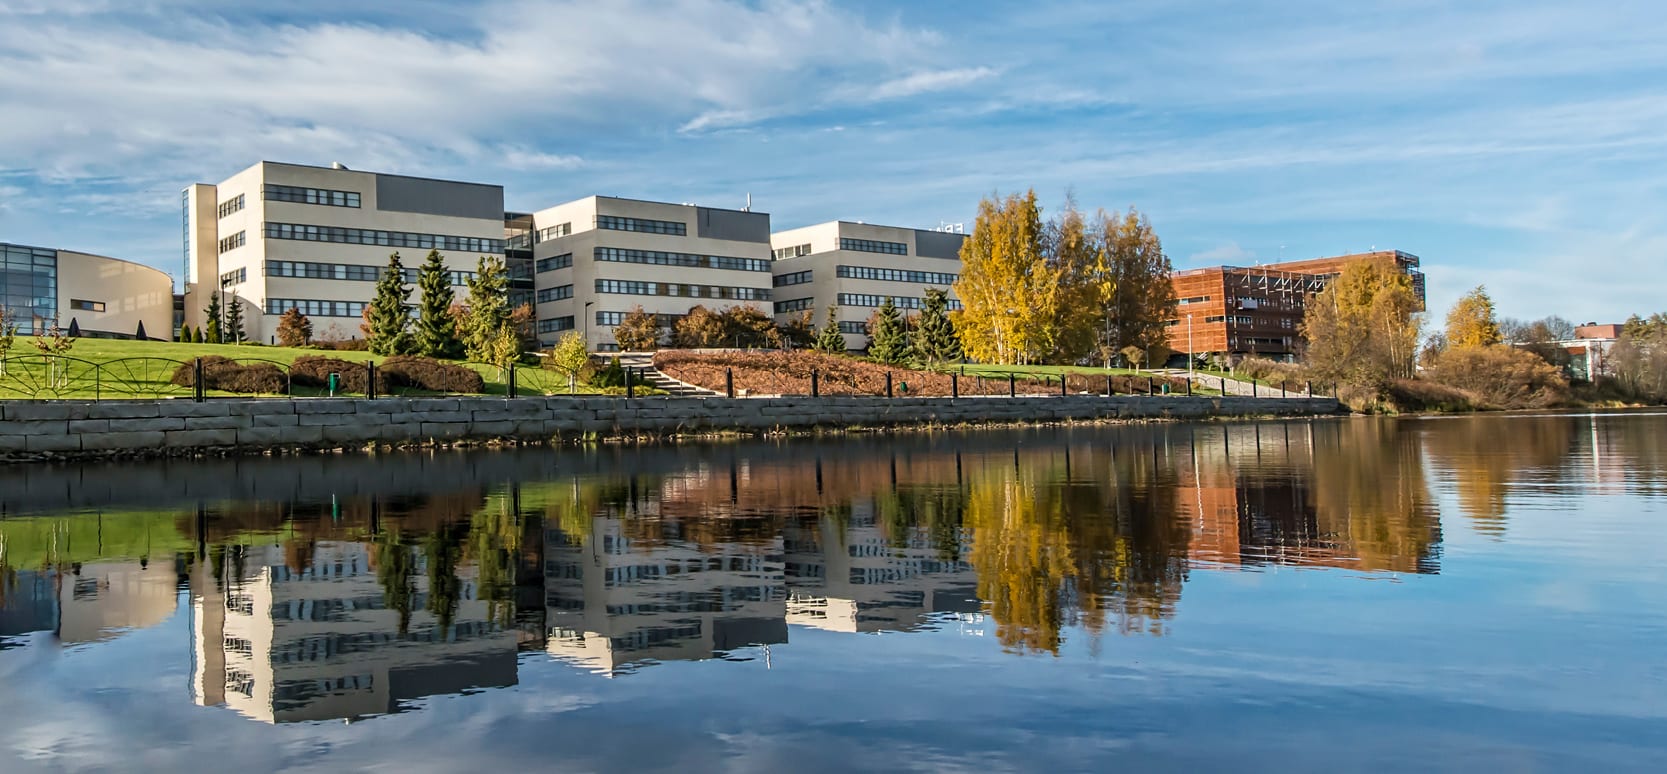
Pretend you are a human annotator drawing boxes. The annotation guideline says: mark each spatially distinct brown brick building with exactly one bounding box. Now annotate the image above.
[1165,250,1424,362]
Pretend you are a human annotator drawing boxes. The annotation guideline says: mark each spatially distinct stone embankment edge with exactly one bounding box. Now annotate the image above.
[0,395,1342,464]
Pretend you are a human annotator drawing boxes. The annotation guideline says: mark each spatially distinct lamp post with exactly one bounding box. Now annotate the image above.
[583,301,595,350]
[1188,313,1195,381]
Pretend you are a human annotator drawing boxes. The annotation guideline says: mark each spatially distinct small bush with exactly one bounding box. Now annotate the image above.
[1425,345,1570,409]
[380,355,485,394]
[290,356,390,395]
[592,356,627,388]
[1386,378,1476,412]
[170,356,287,395]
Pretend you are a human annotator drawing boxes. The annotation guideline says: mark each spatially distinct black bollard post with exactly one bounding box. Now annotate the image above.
[951,373,959,399]
[1252,380,1257,398]
[1148,376,1155,396]
[1060,375,1067,397]
[886,371,894,398]
[1186,377,1193,397]
[1008,372,1016,398]
[725,368,734,398]
[811,368,820,398]
[1106,374,1113,397]
[508,363,518,399]
[367,361,377,400]
[193,357,205,402]
[1281,382,1287,398]
[1306,380,1313,397]
[626,367,635,399]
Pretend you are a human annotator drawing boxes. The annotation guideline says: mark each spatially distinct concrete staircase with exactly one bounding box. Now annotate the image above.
[612,352,719,397]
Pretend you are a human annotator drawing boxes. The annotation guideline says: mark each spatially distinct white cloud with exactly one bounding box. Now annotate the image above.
[870,67,998,100]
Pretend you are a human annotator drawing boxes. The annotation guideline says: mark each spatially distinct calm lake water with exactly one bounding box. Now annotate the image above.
[2,413,1665,772]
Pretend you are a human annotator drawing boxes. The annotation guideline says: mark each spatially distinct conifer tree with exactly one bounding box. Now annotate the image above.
[203,293,223,344]
[462,256,514,364]
[276,308,313,348]
[1445,286,1503,349]
[224,297,246,344]
[178,322,191,343]
[815,305,848,354]
[867,297,913,364]
[415,248,463,359]
[914,288,962,365]
[367,252,414,356]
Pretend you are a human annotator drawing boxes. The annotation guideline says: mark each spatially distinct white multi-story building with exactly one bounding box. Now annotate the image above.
[768,221,967,351]
[182,161,507,344]
[525,196,775,351]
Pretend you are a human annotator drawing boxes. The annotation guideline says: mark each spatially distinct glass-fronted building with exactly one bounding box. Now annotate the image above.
[0,243,58,334]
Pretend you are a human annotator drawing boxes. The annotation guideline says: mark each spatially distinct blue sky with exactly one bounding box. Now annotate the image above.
[1,0,1664,322]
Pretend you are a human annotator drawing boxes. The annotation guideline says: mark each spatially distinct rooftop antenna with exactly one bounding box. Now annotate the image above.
[743,193,751,213]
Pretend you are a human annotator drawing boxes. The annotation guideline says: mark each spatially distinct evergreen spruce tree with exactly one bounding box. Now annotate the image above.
[814,305,848,354]
[462,256,511,363]
[366,252,414,356]
[178,322,191,343]
[415,248,463,359]
[203,293,223,344]
[867,297,913,364]
[914,288,962,365]
[224,297,246,344]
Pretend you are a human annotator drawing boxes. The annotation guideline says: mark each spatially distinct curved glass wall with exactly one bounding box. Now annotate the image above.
[0,243,57,334]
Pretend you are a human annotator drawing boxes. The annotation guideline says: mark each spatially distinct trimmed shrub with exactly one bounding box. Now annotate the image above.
[170,356,287,395]
[290,356,390,395]
[380,355,485,394]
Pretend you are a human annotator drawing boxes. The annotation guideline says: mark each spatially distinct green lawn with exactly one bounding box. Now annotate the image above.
[0,338,602,399]
[935,362,1224,396]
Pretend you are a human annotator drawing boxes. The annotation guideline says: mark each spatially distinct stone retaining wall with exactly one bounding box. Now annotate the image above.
[0,395,1341,461]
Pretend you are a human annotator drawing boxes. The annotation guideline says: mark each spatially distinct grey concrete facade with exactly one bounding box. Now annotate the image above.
[0,395,1340,462]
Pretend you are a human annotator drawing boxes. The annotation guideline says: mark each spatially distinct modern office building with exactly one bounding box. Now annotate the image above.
[1,242,173,339]
[1166,250,1425,362]
[182,161,506,344]
[768,222,966,351]
[525,196,775,351]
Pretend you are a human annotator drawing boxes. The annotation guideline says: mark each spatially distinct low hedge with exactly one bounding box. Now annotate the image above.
[380,356,485,394]
[169,356,288,395]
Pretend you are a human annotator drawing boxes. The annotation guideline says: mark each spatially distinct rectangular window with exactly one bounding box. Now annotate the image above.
[263,184,361,208]
[595,311,681,327]
[219,268,247,286]
[217,194,245,219]
[594,278,769,301]
[536,253,572,273]
[774,298,814,313]
[1205,315,1226,323]
[597,215,685,236]
[595,246,768,273]
[264,298,368,318]
[836,293,962,311]
[835,265,957,285]
[839,237,907,255]
[537,316,576,334]
[837,321,868,334]
[773,243,812,260]
[773,270,813,287]
[69,299,105,312]
[218,231,245,254]
[1176,295,1210,305]
[265,260,471,286]
[262,222,503,253]
[537,223,572,242]
[536,284,574,304]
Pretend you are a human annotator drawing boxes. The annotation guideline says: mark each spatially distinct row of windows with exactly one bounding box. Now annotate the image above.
[265,299,367,318]
[774,270,813,287]
[595,279,770,301]
[836,265,957,285]
[263,222,504,253]
[596,246,769,273]
[597,214,686,236]
[536,284,573,303]
[840,237,907,255]
[537,316,576,334]
[264,184,361,208]
[536,253,572,273]
[595,311,682,327]
[218,231,245,254]
[220,267,247,285]
[69,298,105,312]
[837,321,868,334]
[265,260,472,285]
[773,243,812,260]
[538,222,572,241]
[837,293,963,311]
[0,245,57,334]
[217,194,244,219]
[1177,295,1210,305]
[774,297,814,313]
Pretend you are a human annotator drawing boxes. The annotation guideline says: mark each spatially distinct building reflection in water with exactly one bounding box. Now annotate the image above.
[0,417,1529,723]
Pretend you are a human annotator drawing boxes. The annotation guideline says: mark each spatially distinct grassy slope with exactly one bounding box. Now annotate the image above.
[0,338,596,398]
